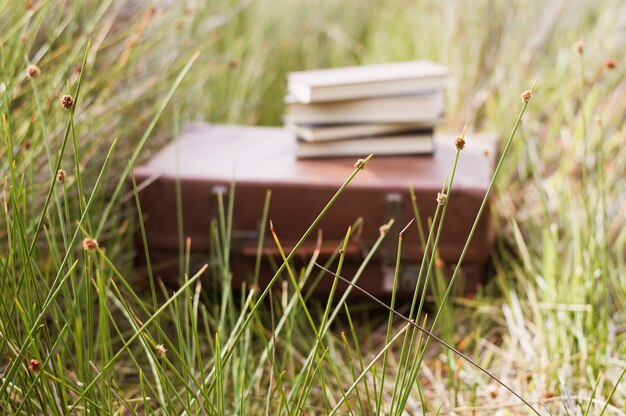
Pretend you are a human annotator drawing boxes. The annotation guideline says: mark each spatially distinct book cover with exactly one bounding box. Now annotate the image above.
[285,122,436,142]
[296,131,434,159]
[288,60,448,103]
[284,92,445,124]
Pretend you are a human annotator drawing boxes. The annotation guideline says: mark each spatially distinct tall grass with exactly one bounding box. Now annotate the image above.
[1,0,625,414]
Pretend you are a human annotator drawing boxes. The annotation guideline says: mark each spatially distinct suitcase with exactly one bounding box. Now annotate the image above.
[133,123,498,297]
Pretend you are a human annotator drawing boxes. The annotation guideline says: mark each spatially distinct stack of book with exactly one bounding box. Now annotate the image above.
[284,60,448,159]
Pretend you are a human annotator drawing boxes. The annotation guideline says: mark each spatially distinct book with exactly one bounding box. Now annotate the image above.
[296,131,434,159]
[285,122,436,142]
[287,60,448,103]
[284,92,444,124]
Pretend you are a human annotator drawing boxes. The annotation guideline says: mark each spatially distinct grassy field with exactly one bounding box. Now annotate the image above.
[1,0,625,414]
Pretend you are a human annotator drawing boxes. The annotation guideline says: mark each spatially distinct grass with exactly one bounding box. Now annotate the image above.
[1,0,625,414]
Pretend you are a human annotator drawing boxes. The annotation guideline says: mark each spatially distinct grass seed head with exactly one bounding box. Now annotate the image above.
[82,237,98,251]
[604,58,616,70]
[594,115,602,126]
[28,359,41,372]
[575,39,584,54]
[26,64,40,79]
[155,344,167,358]
[56,169,66,183]
[454,135,465,151]
[436,192,447,206]
[60,94,74,110]
[353,158,365,169]
[435,258,445,269]
[521,90,532,103]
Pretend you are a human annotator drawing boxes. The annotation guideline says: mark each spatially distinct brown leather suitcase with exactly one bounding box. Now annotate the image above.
[133,123,498,297]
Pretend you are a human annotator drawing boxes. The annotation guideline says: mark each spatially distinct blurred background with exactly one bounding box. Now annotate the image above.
[7,0,624,270]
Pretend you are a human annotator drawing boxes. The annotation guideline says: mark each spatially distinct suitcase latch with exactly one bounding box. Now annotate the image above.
[381,192,404,267]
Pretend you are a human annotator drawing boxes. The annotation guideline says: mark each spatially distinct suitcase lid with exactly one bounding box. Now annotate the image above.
[135,123,497,192]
